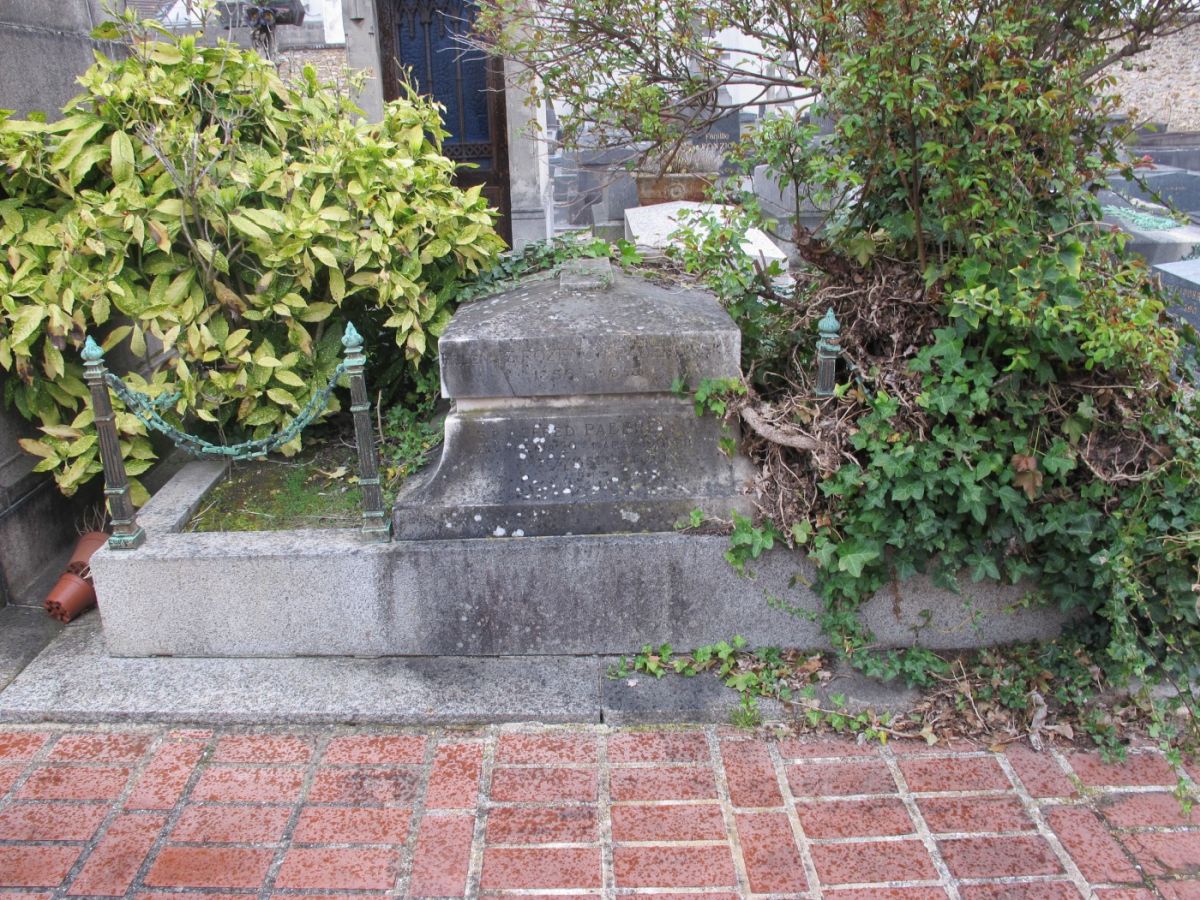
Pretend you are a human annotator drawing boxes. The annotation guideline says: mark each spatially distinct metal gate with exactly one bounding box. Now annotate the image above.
[377,0,512,244]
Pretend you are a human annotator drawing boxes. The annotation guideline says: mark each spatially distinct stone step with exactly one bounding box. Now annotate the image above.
[91,462,1073,659]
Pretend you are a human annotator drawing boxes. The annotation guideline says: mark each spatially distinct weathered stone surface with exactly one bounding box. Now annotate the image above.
[752,164,836,243]
[600,661,918,725]
[0,1,115,120]
[1109,167,1200,220]
[438,268,740,399]
[1099,185,1200,265]
[624,201,788,264]
[1154,257,1200,330]
[413,269,752,538]
[0,620,602,725]
[93,463,1076,658]
[393,398,754,539]
[559,257,614,291]
[0,606,61,691]
[602,668,785,725]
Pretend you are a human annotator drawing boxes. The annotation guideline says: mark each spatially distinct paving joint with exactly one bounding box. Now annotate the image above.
[0,725,1196,896]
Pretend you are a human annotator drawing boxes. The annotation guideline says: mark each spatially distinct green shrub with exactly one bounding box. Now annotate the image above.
[0,15,502,500]
[723,1,1200,706]
[487,0,1200,724]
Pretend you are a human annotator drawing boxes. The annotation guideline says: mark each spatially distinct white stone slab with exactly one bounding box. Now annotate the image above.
[623,201,788,265]
[1156,257,1200,282]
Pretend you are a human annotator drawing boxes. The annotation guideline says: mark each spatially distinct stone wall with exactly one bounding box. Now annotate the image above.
[0,0,121,119]
[277,46,351,89]
[0,0,120,607]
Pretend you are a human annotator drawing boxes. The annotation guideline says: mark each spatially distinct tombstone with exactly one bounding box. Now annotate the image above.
[1154,257,1200,331]
[1128,131,1200,174]
[1108,167,1200,222]
[688,98,741,175]
[1098,186,1200,266]
[623,201,788,266]
[752,164,835,245]
[391,261,755,539]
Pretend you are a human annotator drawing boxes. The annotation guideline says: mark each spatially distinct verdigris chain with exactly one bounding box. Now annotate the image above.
[105,363,347,461]
[82,321,391,545]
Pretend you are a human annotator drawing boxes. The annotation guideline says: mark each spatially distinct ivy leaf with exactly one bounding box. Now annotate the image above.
[837,544,881,578]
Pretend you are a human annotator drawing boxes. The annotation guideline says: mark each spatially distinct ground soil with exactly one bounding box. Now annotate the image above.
[186,432,362,532]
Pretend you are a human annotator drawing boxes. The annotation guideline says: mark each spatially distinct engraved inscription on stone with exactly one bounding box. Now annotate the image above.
[393,401,753,539]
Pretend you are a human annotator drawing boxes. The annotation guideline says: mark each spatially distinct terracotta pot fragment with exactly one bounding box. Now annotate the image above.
[66,531,109,576]
[44,572,97,623]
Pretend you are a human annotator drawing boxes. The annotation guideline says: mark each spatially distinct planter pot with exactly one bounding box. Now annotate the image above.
[44,572,97,623]
[635,173,716,205]
[66,532,109,576]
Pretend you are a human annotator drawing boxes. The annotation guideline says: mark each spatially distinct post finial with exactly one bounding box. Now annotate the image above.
[818,307,840,338]
[342,321,362,352]
[82,335,105,363]
[815,308,842,398]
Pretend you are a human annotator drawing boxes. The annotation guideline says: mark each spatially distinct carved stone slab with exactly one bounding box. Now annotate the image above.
[437,268,740,399]
[393,398,754,539]
[395,267,753,539]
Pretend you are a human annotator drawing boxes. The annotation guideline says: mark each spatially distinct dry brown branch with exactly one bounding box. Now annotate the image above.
[739,404,823,451]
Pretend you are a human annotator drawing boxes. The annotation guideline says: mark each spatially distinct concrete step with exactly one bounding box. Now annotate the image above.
[0,617,926,725]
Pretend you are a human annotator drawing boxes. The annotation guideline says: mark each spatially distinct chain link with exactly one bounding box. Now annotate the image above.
[106,364,348,461]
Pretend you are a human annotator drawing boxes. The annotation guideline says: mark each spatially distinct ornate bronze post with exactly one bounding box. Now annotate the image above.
[82,336,145,550]
[342,323,392,541]
[815,307,842,398]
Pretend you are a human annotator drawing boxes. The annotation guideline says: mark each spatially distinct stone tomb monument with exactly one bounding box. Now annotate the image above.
[87,263,1072,661]
[392,261,755,538]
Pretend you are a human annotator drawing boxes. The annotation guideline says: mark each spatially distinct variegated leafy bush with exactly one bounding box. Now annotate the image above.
[0,16,502,500]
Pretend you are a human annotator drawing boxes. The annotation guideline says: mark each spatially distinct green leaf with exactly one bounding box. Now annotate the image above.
[266,387,298,409]
[298,302,335,322]
[274,369,306,388]
[8,305,45,346]
[110,130,135,183]
[240,208,287,232]
[311,246,338,268]
[837,545,881,578]
[145,43,183,65]
[70,144,109,185]
[229,214,270,242]
[328,268,345,303]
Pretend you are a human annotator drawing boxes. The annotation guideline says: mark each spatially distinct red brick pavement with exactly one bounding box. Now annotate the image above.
[0,725,1195,897]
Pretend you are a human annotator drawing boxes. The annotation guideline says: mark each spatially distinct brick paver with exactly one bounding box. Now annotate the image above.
[0,725,1193,897]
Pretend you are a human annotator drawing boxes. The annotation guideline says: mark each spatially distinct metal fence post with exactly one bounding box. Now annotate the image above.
[815,307,842,398]
[82,336,145,550]
[342,323,392,542]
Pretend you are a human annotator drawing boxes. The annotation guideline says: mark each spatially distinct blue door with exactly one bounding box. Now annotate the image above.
[379,0,511,243]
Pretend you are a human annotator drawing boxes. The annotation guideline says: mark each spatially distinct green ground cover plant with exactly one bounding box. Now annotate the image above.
[489,0,1200,752]
[0,9,502,502]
